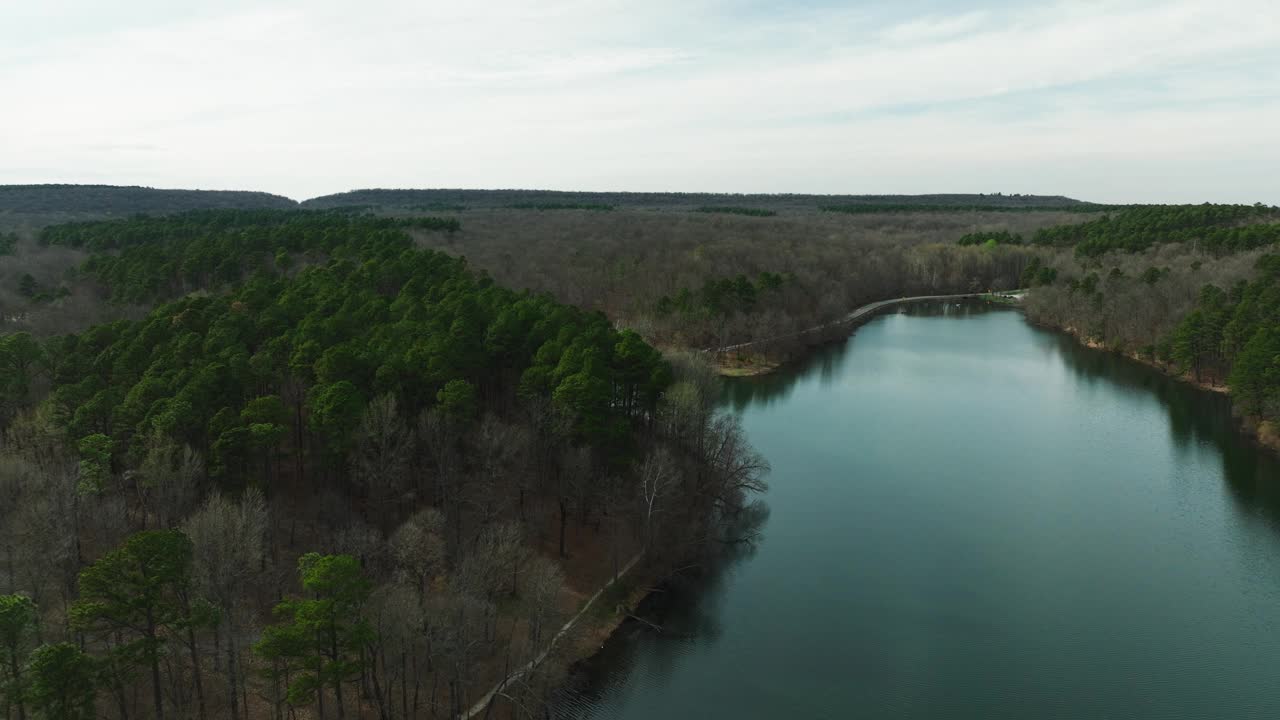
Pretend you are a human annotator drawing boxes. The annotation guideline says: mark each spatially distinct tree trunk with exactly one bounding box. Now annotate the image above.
[7,649,26,720]
[146,607,166,720]
[368,646,388,720]
[334,679,345,719]
[226,618,241,720]
[558,498,568,558]
[401,652,409,720]
[185,608,207,720]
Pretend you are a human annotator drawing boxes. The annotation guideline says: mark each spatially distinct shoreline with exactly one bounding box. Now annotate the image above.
[711,292,1018,377]
[1025,317,1280,454]
[713,294,1278,455]
[549,295,1279,716]
[462,553,652,718]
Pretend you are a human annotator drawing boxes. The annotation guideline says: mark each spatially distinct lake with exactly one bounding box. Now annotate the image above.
[555,301,1280,719]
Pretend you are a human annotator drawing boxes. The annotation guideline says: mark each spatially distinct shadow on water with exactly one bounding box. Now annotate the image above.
[728,300,1280,528]
[1034,316,1280,528]
[550,504,768,718]
[555,300,1280,718]
[723,300,1006,411]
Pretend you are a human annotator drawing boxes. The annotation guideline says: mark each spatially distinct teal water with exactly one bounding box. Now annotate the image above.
[556,302,1280,719]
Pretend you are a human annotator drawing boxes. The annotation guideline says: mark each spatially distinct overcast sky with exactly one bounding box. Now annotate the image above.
[2,0,1278,203]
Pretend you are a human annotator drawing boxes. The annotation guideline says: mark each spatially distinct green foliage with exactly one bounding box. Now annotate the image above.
[1141,266,1171,285]
[1149,255,1280,419]
[656,272,792,319]
[253,554,373,709]
[436,379,477,421]
[39,209,454,304]
[695,206,777,217]
[0,332,45,415]
[71,530,194,643]
[23,643,97,720]
[822,201,1109,214]
[70,530,195,720]
[1019,257,1057,287]
[0,596,37,652]
[1221,257,1280,417]
[1031,203,1280,257]
[506,202,614,211]
[0,594,37,717]
[0,184,296,213]
[18,274,37,298]
[37,209,669,487]
[407,204,467,212]
[307,382,366,460]
[957,230,1023,246]
[75,433,113,495]
[395,216,461,232]
[0,233,16,255]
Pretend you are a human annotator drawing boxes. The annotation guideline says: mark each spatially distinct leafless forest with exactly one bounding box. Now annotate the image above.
[410,208,1086,353]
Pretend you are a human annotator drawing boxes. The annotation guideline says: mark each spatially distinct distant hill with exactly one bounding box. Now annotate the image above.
[0,184,298,214]
[301,188,1099,212]
[0,184,1101,216]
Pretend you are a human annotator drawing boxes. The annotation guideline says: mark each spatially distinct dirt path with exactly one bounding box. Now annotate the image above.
[462,552,645,719]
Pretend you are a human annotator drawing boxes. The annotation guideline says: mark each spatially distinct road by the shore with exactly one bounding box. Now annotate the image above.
[708,291,1023,355]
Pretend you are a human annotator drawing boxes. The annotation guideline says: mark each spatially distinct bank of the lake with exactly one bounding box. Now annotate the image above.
[710,292,1016,378]
[555,300,1280,719]
[1027,318,1280,455]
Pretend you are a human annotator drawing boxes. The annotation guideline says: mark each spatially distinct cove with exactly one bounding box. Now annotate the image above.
[554,301,1280,719]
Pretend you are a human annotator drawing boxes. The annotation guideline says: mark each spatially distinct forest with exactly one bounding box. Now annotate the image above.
[694,207,777,217]
[300,189,1095,213]
[820,201,1107,214]
[0,186,296,214]
[1019,203,1280,441]
[1031,203,1280,257]
[5,187,1280,720]
[404,206,1087,359]
[0,209,768,720]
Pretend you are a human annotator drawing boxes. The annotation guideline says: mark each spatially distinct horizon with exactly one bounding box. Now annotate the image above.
[2,183,1276,208]
[4,0,1279,204]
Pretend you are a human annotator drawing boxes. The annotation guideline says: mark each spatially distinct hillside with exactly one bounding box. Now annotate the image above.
[0,208,764,720]
[301,188,1098,212]
[0,184,298,214]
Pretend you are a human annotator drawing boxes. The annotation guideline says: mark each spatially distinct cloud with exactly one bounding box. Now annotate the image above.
[1,0,1277,202]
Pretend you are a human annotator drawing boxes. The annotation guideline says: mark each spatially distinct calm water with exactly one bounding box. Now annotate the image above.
[556,302,1280,719]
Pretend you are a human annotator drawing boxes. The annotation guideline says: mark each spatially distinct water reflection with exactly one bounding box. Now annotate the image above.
[726,301,1280,528]
[1029,313,1280,527]
[558,301,1280,719]
[723,301,993,411]
[552,502,768,717]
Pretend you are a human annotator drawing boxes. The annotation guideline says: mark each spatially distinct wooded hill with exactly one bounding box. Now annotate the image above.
[1014,204,1280,439]
[0,184,1103,217]
[0,209,767,720]
[301,188,1097,213]
[0,185,297,214]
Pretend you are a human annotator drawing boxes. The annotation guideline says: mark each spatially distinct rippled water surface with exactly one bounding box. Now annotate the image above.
[555,303,1280,719]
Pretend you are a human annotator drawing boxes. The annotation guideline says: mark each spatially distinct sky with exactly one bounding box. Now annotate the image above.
[2,0,1278,203]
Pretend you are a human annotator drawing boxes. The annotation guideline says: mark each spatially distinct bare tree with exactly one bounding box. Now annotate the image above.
[184,489,268,720]
[636,446,679,552]
[703,414,770,516]
[456,522,528,603]
[333,519,392,582]
[469,414,530,526]
[351,394,415,513]
[365,583,422,720]
[520,556,564,650]
[137,432,203,528]
[555,447,592,559]
[389,509,446,598]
